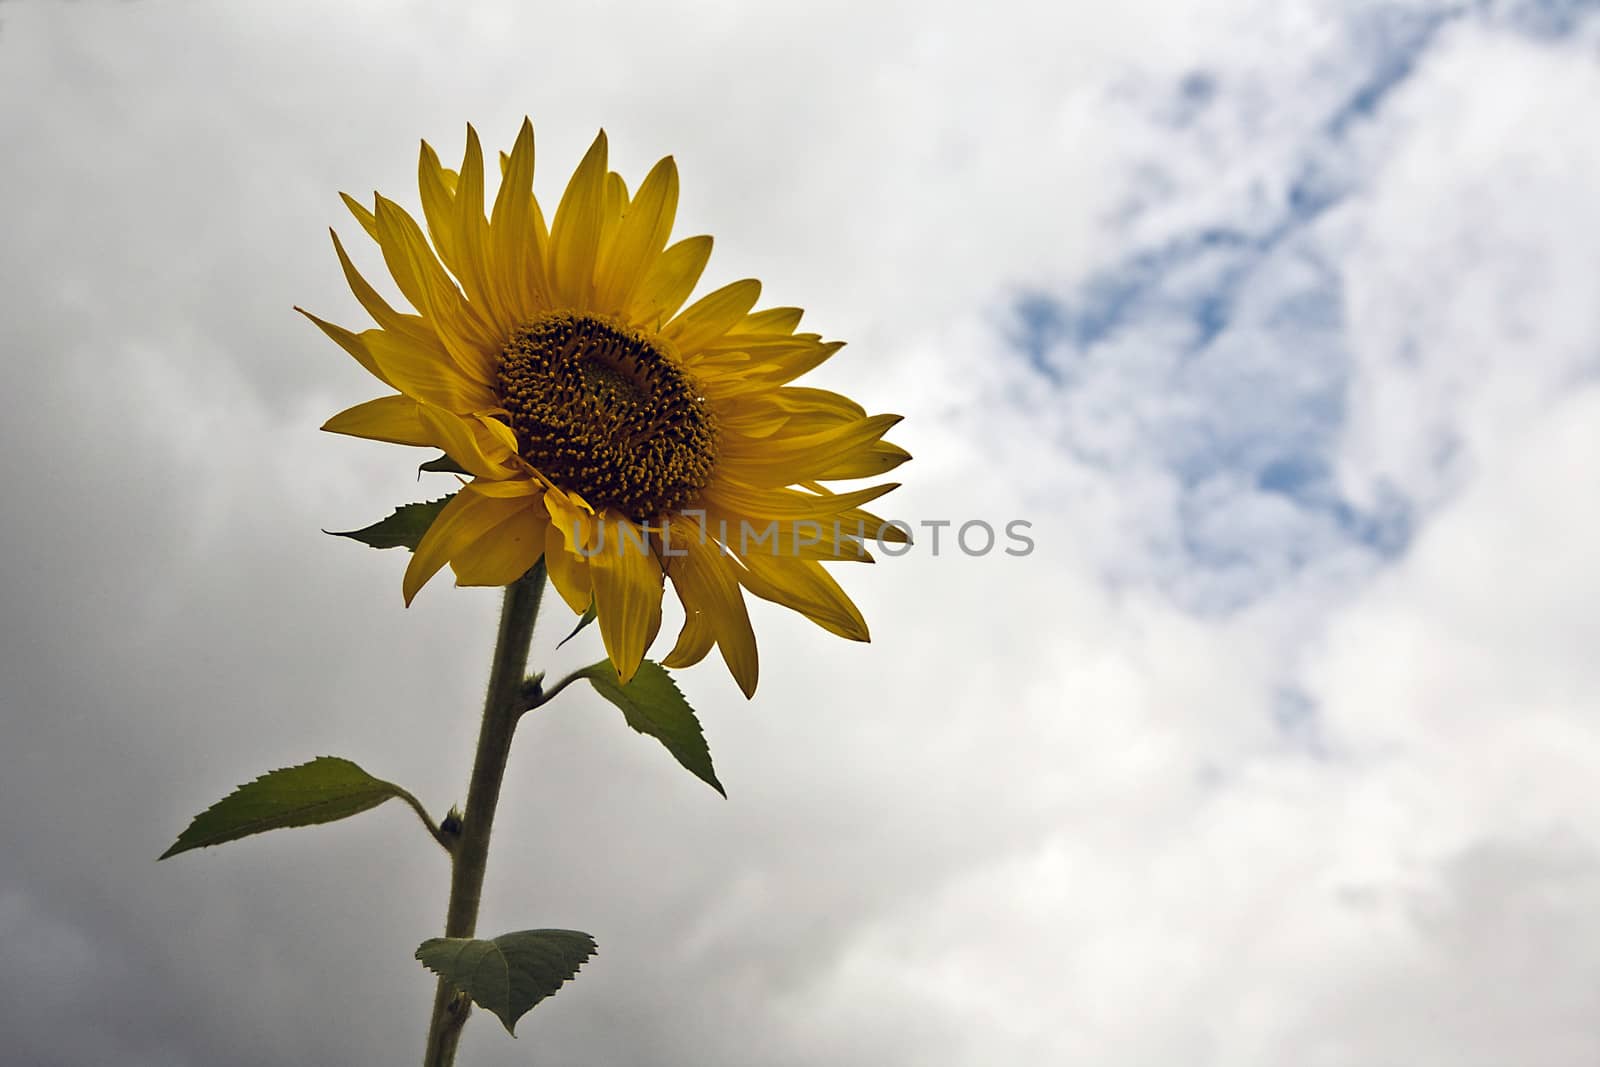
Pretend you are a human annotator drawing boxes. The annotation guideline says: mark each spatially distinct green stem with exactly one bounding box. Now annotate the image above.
[421,561,546,1067]
[390,782,453,853]
[517,663,591,715]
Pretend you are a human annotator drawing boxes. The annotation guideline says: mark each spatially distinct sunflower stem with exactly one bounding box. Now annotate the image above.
[421,561,546,1067]
[517,663,591,715]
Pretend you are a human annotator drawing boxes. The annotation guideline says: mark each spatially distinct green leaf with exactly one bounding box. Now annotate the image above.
[418,453,472,476]
[582,660,725,796]
[326,494,454,552]
[556,600,598,649]
[160,757,407,859]
[416,929,597,1034]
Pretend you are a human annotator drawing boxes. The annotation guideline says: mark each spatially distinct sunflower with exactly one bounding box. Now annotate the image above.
[304,121,908,697]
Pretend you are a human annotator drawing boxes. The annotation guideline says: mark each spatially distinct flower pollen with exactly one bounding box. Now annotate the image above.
[496,312,718,520]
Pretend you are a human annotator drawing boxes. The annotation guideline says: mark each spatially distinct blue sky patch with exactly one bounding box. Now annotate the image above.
[993,1,1537,612]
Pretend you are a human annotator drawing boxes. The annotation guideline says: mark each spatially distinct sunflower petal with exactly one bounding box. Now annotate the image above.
[542,516,593,615]
[664,278,762,353]
[663,518,757,697]
[340,192,380,242]
[705,514,874,563]
[840,505,911,543]
[416,403,518,480]
[661,604,715,670]
[600,171,629,252]
[489,117,548,314]
[776,387,867,420]
[322,394,432,446]
[548,130,609,309]
[417,140,462,273]
[716,414,904,487]
[453,124,508,331]
[329,229,439,350]
[629,235,712,328]
[595,156,678,312]
[816,439,913,480]
[543,485,598,555]
[700,479,899,520]
[464,477,543,498]
[735,306,804,336]
[373,195,498,387]
[363,329,497,412]
[472,412,520,457]
[404,488,527,604]
[747,339,845,385]
[588,516,663,683]
[296,308,391,386]
[448,499,548,588]
[732,554,870,642]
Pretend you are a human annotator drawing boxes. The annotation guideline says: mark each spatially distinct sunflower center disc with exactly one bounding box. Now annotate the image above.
[496,312,718,521]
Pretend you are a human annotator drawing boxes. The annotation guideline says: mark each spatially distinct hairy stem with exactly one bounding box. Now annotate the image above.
[517,663,591,715]
[390,782,454,853]
[421,561,546,1066]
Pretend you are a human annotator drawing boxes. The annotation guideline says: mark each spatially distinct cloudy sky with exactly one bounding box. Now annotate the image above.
[4,0,1600,1063]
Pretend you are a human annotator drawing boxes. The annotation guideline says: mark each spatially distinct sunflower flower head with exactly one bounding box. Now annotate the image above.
[306,120,909,698]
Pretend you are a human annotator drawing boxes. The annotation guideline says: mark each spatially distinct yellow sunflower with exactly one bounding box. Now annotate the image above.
[304,121,908,697]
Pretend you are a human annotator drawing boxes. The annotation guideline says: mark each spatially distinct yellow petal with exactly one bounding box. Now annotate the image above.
[489,118,549,314]
[321,394,432,446]
[663,517,758,697]
[661,604,715,670]
[417,140,462,275]
[404,488,527,604]
[373,196,498,388]
[472,412,519,457]
[588,516,664,683]
[663,278,762,353]
[463,477,543,498]
[716,414,904,488]
[599,171,629,254]
[594,156,678,312]
[760,342,845,384]
[542,516,594,615]
[329,230,439,351]
[839,505,911,543]
[543,485,599,555]
[700,479,899,520]
[628,235,712,328]
[714,403,792,439]
[548,130,609,309]
[340,192,380,242]
[732,554,870,642]
[453,125,509,331]
[704,514,874,563]
[296,308,391,386]
[363,329,497,412]
[816,440,913,480]
[776,387,866,419]
[735,306,804,336]
[369,193,437,318]
[449,499,548,588]
[415,404,517,480]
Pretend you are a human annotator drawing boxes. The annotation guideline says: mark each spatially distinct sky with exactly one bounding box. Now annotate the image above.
[3,0,1600,1063]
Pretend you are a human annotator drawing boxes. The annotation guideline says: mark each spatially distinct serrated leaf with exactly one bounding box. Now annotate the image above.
[556,600,598,649]
[582,660,724,796]
[418,453,472,476]
[160,757,405,859]
[416,929,597,1034]
[326,494,454,552]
